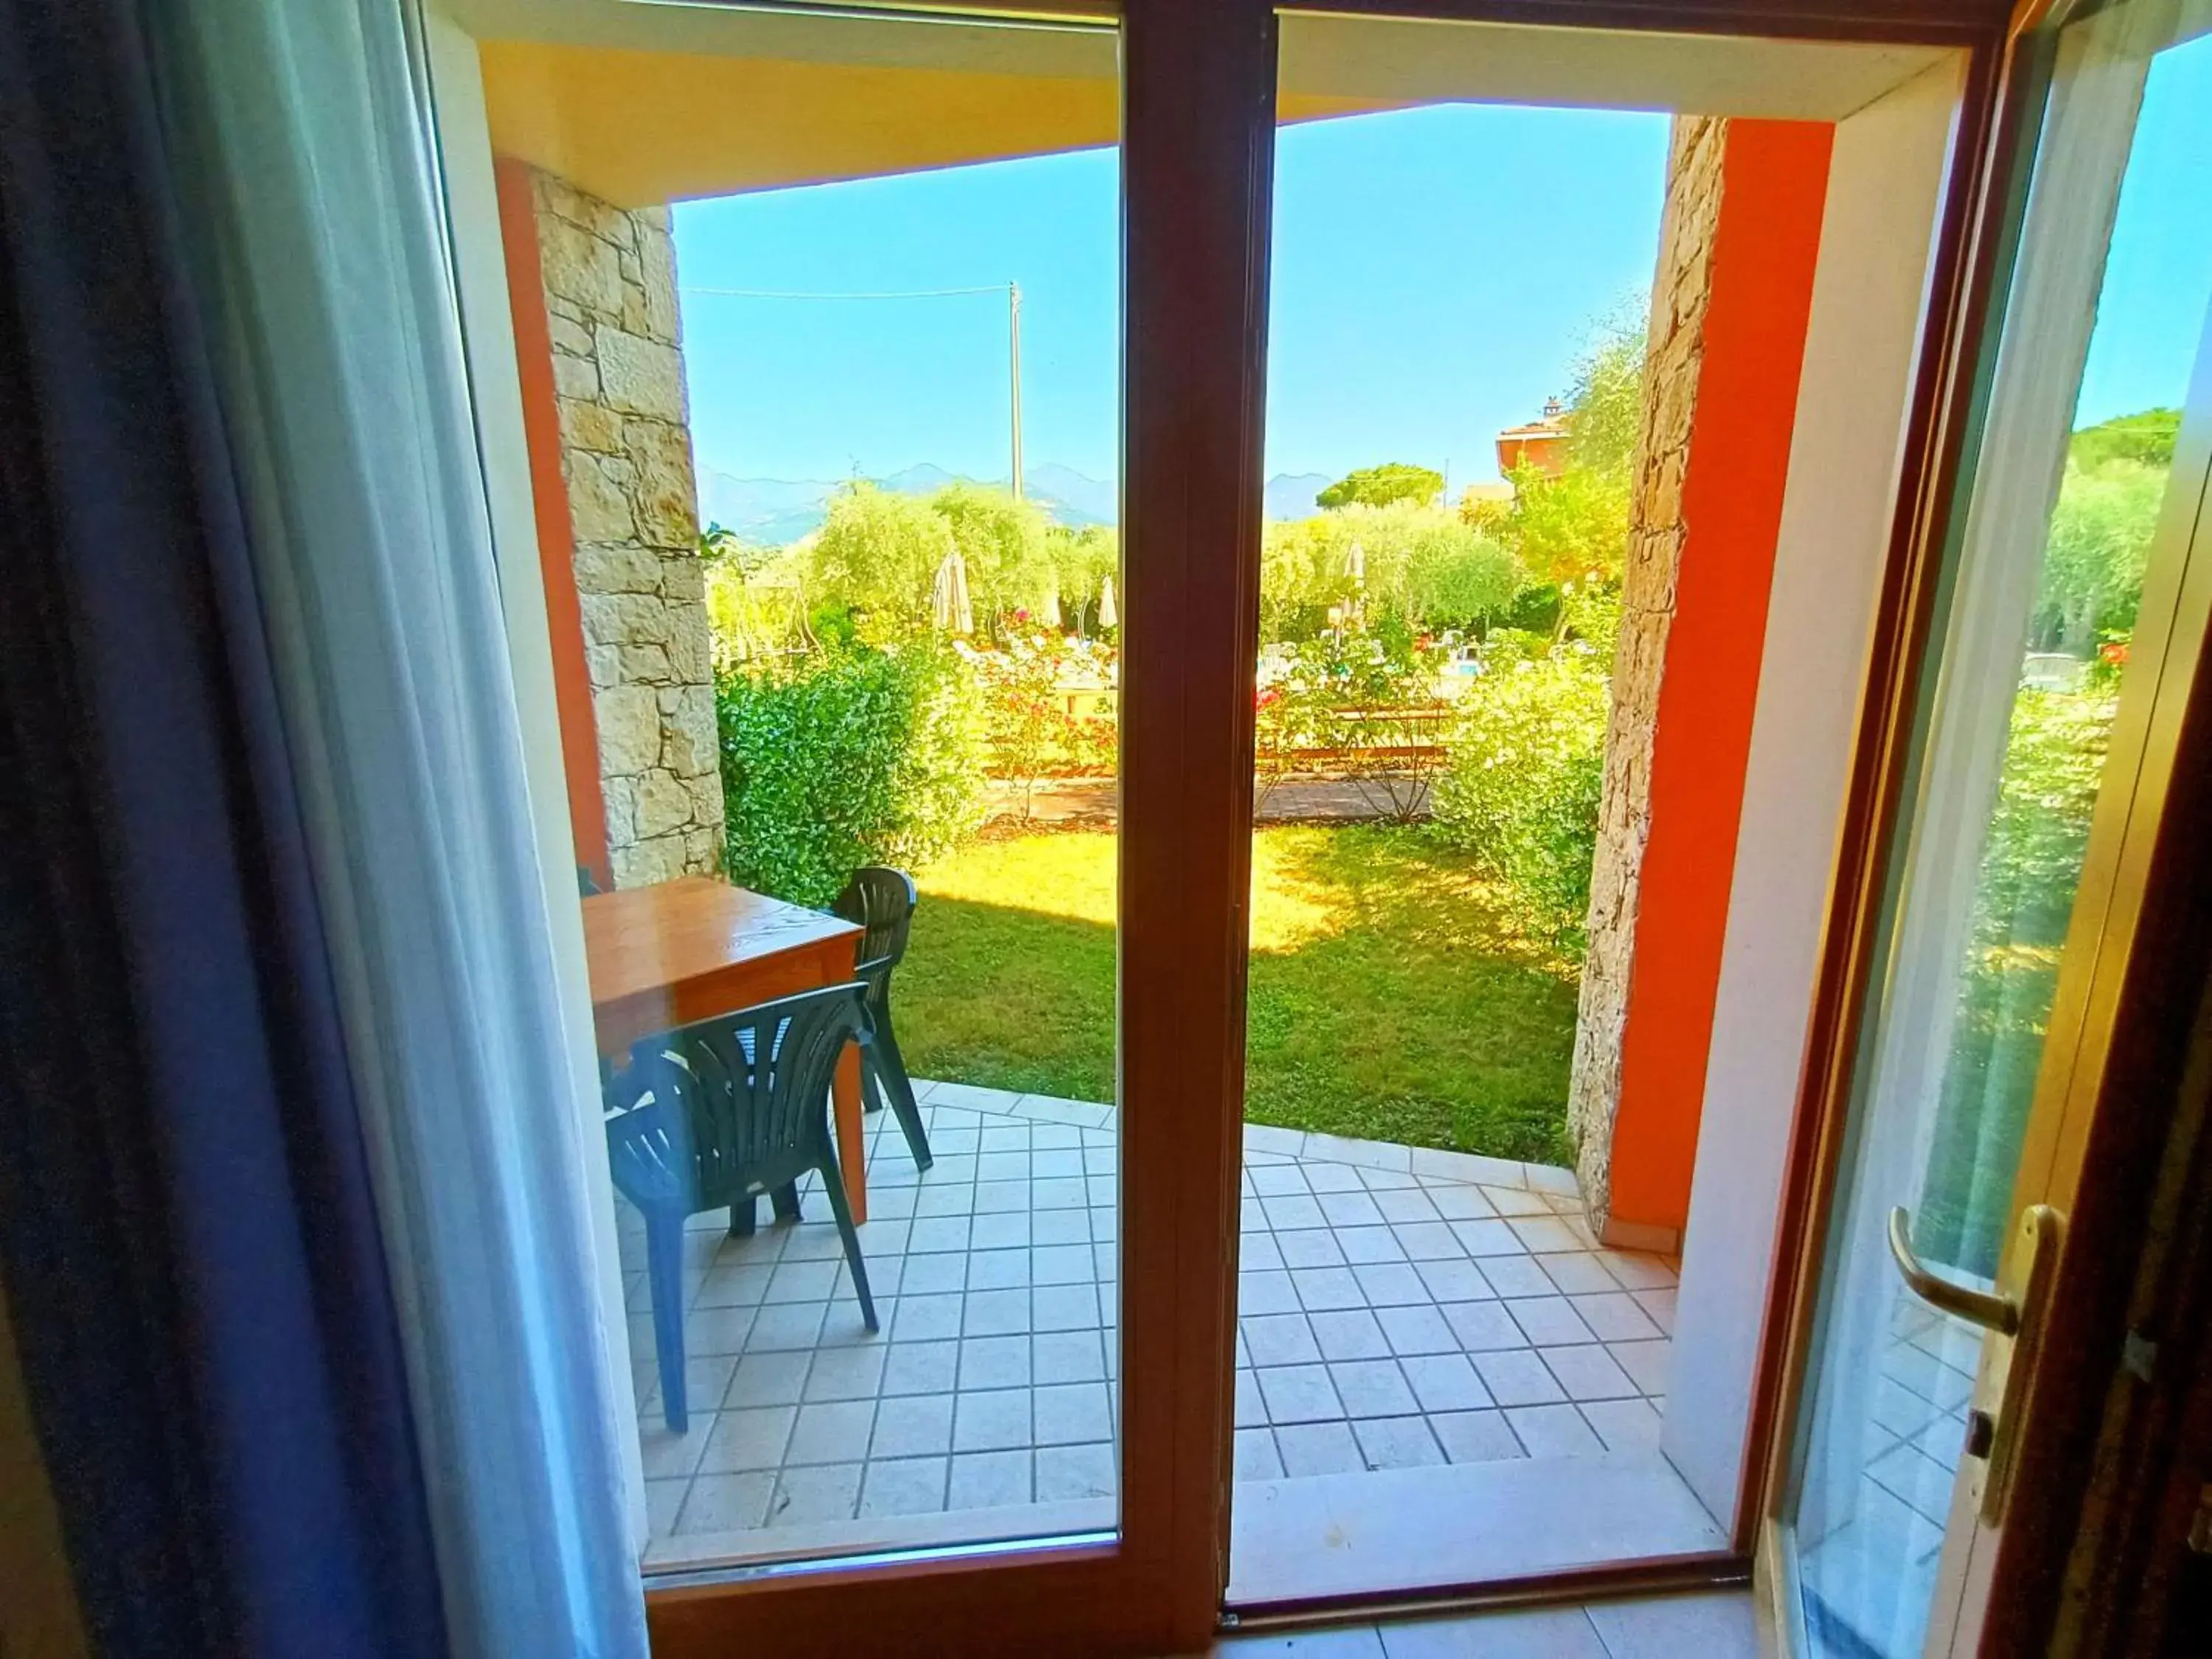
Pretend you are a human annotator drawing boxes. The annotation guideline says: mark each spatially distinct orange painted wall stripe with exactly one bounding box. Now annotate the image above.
[1608,120,1835,1236]
[493,155,613,892]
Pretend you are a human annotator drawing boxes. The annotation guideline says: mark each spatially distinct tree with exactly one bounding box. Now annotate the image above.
[1492,463,1632,589]
[1562,318,1647,481]
[1404,518,1522,627]
[2067,407,2178,473]
[1317,462,1444,511]
[1049,524,1120,634]
[1261,501,1524,637]
[2034,459,2163,653]
[805,482,954,630]
[1458,317,1646,594]
[701,524,810,669]
[932,481,1057,633]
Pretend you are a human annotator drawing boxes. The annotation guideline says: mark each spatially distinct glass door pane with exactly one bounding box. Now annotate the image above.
[425,0,1124,1573]
[1785,4,2212,1652]
[1231,4,1975,1605]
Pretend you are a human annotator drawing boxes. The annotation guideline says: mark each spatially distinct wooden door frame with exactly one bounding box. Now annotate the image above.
[1750,4,2042,1568]
[638,3,2037,1652]
[649,3,1278,1649]
[1272,0,2017,1579]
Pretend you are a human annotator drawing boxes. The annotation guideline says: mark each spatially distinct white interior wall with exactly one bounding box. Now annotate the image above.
[421,7,650,1553]
[1660,57,1966,1526]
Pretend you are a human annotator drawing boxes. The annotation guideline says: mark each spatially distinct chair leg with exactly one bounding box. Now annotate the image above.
[816,1152,878,1333]
[857,1037,885,1115]
[728,1197,757,1238]
[769,1181,802,1225]
[872,1015,933,1171]
[643,1211,690,1434]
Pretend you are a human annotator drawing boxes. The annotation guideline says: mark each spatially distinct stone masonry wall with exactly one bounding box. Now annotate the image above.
[1567,116,1724,1238]
[532,171,724,888]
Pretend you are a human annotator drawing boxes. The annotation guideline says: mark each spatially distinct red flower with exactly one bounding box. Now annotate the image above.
[2100,641,2129,666]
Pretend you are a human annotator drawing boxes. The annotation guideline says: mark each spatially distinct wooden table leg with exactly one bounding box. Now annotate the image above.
[833,1042,867,1225]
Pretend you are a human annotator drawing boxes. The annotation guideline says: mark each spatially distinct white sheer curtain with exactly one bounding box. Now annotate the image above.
[1793,1,2199,1654]
[145,2,647,1655]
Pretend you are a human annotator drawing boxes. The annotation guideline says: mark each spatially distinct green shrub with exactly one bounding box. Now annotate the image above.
[717,643,984,908]
[1916,681,2119,1276]
[1431,650,1610,951]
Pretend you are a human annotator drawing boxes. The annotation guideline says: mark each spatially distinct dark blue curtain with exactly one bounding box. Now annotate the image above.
[0,1,448,1655]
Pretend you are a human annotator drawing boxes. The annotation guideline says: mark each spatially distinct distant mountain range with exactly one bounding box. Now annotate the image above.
[696,462,1341,546]
[1265,473,1335,522]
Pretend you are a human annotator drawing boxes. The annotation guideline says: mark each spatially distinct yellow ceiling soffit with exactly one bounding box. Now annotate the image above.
[476,39,1391,206]
[480,40,1119,206]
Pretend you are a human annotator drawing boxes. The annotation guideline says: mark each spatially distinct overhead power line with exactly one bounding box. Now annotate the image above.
[679,284,1007,301]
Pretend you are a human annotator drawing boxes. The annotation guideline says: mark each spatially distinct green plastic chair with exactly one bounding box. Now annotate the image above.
[833,866,933,1171]
[605,982,877,1433]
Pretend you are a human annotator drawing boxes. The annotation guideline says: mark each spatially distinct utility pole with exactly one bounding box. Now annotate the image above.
[1009,281,1024,501]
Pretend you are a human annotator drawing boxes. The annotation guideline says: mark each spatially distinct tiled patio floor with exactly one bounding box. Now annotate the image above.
[1794,1290,1981,1648]
[620,1080,1680,1570]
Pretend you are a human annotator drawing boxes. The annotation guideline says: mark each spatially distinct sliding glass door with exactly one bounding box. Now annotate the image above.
[428,0,1270,1651]
[1778,4,2212,1653]
[417,0,2066,1650]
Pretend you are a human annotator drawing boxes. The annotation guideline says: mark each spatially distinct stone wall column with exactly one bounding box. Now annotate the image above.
[1568,116,1723,1239]
[531,171,724,887]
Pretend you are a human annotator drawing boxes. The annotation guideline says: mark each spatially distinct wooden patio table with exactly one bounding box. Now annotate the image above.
[581,874,872,1223]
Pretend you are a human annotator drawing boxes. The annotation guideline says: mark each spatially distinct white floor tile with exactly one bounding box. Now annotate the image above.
[947,1447,1032,1509]
[1352,1415,1446,1470]
[1582,1590,1758,1659]
[1310,1310,1392,1362]
[880,1340,959,1397]
[858,1455,948,1518]
[869,1392,954,1459]
[767,1461,861,1527]
[1430,1409,1523,1464]
[1034,1381,1113,1444]
[1474,1349,1569,1408]
[1035,1440,1118,1500]
[635,1103,1692,1576]
[1329,1360,1419,1418]
[1399,1353,1491,1413]
[1274,1419,1363,1477]
[1505,1403,1602,1458]
[1235,1426,1284,1480]
[678,1471,774,1534]
[1377,1604,1607,1657]
[952,1388,1032,1452]
[1257,1365,1344,1425]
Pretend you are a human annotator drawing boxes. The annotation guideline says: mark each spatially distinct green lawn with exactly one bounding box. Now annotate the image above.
[896,824,1581,1166]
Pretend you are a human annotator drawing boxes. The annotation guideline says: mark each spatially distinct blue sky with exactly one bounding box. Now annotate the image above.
[671,46,2211,495]
[672,102,1669,491]
[2075,28,2212,429]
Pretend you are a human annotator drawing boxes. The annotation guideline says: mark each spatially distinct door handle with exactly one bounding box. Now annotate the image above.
[1886,1207,2020,1335]
[1885,1203,2064,1524]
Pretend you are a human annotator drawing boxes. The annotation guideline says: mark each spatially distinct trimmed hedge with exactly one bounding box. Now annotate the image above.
[717,643,984,908]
